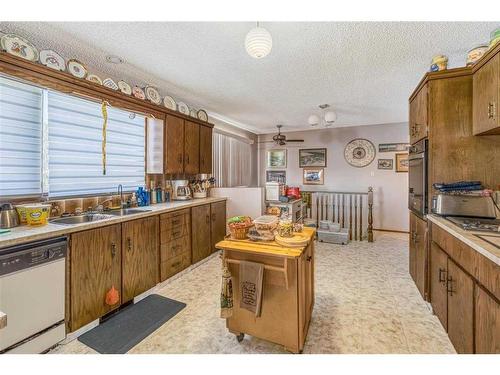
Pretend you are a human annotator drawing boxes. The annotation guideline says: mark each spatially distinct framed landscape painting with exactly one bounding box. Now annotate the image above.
[266,170,286,183]
[378,143,410,153]
[395,153,409,173]
[299,148,327,168]
[303,168,324,185]
[377,159,393,170]
[267,149,287,168]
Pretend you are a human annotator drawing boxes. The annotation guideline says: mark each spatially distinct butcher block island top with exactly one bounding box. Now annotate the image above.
[216,228,316,353]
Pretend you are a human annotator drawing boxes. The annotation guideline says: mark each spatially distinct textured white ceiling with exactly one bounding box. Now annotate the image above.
[0,22,497,133]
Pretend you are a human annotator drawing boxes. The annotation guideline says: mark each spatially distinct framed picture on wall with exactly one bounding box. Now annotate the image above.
[266,170,286,183]
[377,159,394,170]
[378,143,410,153]
[267,149,287,168]
[395,153,409,173]
[299,148,327,168]
[303,168,324,185]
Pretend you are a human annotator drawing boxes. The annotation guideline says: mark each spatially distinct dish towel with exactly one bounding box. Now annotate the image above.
[239,261,264,317]
[220,265,233,318]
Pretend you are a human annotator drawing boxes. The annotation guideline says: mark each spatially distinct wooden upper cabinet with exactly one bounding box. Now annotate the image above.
[430,242,448,330]
[475,285,500,354]
[184,120,200,174]
[447,259,474,354]
[199,125,213,174]
[473,52,500,135]
[165,115,185,174]
[70,224,122,331]
[122,216,159,303]
[210,201,226,252]
[192,204,212,264]
[409,84,429,144]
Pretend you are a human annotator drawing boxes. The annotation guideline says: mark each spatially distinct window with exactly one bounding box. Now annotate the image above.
[212,131,252,187]
[0,75,146,198]
[0,76,43,196]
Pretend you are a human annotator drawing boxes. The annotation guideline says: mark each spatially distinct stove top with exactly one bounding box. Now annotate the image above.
[446,216,500,233]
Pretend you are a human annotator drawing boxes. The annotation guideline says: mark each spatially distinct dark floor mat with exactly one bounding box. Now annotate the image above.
[78,294,186,354]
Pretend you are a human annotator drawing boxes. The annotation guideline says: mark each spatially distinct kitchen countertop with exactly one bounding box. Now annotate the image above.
[0,197,227,250]
[427,214,500,266]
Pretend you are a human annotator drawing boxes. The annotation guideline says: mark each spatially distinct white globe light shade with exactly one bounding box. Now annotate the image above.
[308,114,320,126]
[324,111,337,124]
[245,27,273,59]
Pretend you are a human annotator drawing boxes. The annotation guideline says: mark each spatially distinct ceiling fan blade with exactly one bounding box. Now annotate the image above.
[286,139,304,142]
[257,140,275,143]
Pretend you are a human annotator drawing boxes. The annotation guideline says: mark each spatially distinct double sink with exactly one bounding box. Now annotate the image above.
[50,208,152,225]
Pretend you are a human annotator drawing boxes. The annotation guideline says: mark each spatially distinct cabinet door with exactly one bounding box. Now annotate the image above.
[410,84,428,144]
[199,125,213,174]
[191,204,211,264]
[210,201,226,253]
[409,213,417,282]
[165,115,185,174]
[184,120,200,174]
[415,215,427,299]
[447,259,474,353]
[122,216,159,303]
[473,53,499,135]
[430,242,448,330]
[475,285,500,354]
[70,224,121,331]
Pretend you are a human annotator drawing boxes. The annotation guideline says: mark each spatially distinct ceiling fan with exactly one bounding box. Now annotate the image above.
[260,125,304,146]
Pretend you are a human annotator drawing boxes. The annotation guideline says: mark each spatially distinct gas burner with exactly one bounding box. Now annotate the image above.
[447,216,500,233]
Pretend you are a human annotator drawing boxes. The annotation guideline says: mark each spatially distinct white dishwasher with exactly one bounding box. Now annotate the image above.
[0,237,66,354]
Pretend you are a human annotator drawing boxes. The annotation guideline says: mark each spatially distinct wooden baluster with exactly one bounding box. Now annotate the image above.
[368,186,374,242]
[315,193,320,228]
[332,193,336,223]
[349,194,353,240]
[354,194,358,241]
[360,195,363,240]
[341,194,345,229]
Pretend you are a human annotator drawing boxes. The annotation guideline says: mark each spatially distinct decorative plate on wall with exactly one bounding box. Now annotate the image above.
[177,102,189,115]
[39,49,65,71]
[67,59,88,79]
[132,86,146,100]
[197,109,208,122]
[145,86,161,105]
[86,74,103,85]
[190,108,197,118]
[103,78,119,91]
[344,138,376,168]
[163,95,176,110]
[1,34,39,62]
[118,80,132,95]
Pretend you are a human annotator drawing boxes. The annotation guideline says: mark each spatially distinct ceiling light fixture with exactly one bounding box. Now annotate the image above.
[106,55,124,64]
[245,22,272,59]
[308,104,337,127]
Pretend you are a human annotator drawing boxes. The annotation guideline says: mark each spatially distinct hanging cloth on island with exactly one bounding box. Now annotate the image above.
[239,260,264,317]
[220,264,233,318]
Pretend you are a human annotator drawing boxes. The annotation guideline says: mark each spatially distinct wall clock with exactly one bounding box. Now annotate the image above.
[344,138,376,168]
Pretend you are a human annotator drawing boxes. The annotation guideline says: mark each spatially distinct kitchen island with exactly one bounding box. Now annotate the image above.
[216,227,315,353]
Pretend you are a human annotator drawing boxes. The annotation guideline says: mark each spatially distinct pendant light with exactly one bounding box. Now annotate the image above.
[245,22,272,59]
[308,104,337,127]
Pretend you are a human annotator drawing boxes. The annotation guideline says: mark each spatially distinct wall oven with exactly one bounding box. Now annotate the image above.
[408,138,428,218]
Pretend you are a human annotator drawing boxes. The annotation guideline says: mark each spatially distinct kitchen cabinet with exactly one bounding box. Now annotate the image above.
[447,259,474,354]
[160,208,191,281]
[299,240,314,343]
[430,242,448,330]
[199,125,213,174]
[191,204,212,264]
[210,201,227,253]
[122,216,159,303]
[475,285,500,354]
[409,212,427,299]
[69,224,122,331]
[164,114,185,174]
[473,52,500,135]
[184,120,200,174]
[409,83,428,144]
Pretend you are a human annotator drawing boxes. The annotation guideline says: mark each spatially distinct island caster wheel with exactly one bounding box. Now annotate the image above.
[236,333,245,342]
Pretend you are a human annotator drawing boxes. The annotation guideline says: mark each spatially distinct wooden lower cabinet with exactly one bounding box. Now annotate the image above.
[160,209,191,282]
[69,224,122,331]
[299,241,314,342]
[409,212,427,299]
[122,216,159,303]
[210,201,226,253]
[475,285,500,354]
[192,204,212,264]
[430,242,448,330]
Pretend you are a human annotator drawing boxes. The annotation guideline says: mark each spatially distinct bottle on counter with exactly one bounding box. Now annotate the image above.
[150,181,157,204]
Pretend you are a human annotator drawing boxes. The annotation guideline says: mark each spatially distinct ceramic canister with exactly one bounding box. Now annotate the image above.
[466,44,489,66]
[430,55,448,72]
[489,27,500,49]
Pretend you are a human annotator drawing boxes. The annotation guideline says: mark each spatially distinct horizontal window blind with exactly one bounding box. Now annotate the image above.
[47,91,145,197]
[0,76,43,196]
[212,131,251,188]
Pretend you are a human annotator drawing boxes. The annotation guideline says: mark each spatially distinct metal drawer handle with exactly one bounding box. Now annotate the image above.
[446,276,454,296]
[172,230,181,237]
[127,238,132,252]
[306,256,312,262]
[488,102,496,119]
[438,268,446,283]
[111,242,117,258]
[171,261,181,268]
[171,219,181,226]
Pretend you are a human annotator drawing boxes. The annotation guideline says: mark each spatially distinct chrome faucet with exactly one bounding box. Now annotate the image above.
[118,184,125,208]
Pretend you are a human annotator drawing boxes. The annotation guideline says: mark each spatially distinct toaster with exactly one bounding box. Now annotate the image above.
[431,194,497,218]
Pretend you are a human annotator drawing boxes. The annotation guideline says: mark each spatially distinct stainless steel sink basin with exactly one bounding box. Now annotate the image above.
[106,208,152,216]
[50,214,114,225]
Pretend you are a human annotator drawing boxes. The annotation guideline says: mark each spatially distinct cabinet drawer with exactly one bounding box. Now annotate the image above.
[160,252,191,281]
[160,217,190,243]
[160,208,190,221]
[160,235,190,261]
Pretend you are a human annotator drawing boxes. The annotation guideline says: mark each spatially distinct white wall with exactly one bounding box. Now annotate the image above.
[258,123,409,232]
[210,187,265,222]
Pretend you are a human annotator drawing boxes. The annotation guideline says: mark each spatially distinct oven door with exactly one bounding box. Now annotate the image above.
[408,151,427,217]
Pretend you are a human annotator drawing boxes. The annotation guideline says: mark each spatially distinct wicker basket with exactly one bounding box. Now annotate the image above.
[228,224,253,240]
